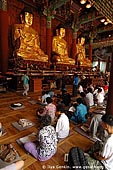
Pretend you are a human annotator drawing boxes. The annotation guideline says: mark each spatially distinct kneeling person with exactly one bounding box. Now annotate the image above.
[24,115,57,161]
[56,104,70,139]
[37,97,56,122]
[70,97,87,123]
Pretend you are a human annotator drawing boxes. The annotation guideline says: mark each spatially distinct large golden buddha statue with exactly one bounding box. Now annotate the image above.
[52,27,75,65]
[13,8,48,62]
[76,37,92,67]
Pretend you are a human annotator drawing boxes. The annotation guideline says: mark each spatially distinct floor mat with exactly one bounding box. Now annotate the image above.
[74,126,97,142]
[28,100,38,105]
[37,101,47,106]
[16,132,37,152]
[58,131,73,143]
[0,127,7,137]
[9,105,25,110]
[12,120,35,131]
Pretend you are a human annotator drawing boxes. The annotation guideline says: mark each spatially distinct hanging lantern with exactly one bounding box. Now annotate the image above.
[80,0,87,5]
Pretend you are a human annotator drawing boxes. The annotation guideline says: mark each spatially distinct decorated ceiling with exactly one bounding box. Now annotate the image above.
[19,0,113,44]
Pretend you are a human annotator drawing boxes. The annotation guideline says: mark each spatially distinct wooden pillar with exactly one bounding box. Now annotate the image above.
[106,53,113,115]
[89,37,93,61]
[98,59,100,70]
[0,0,8,75]
[72,28,77,60]
[46,16,52,66]
[106,56,110,72]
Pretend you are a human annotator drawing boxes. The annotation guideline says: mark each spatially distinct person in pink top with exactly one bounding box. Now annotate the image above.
[37,97,56,122]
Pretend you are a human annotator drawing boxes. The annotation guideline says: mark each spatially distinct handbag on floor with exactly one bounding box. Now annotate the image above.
[0,144,17,162]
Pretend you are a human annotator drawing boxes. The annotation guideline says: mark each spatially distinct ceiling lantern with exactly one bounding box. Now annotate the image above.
[104,21,108,25]
[80,0,87,4]
[80,0,92,8]
[100,18,105,23]
[86,2,92,8]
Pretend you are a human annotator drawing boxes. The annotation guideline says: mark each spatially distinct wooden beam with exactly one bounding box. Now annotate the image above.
[18,0,38,9]
[97,25,113,33]
[79,15,102,25]
[50,0,70,11]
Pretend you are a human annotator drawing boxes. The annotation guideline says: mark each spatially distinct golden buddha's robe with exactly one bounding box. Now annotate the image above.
[13,24,48,62]
[52,35,75,65]
[76,42,92,67]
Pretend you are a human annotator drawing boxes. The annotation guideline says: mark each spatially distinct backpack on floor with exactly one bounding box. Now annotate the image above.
[68,147,90,170]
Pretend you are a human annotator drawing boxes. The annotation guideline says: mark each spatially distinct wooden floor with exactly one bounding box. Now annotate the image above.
[0,90,94,170]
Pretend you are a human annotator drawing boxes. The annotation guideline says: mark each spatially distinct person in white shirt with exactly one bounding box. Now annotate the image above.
[0,160,24,170]
[56,103,70,139]
[96,88,104,106]
[86,88,94,107]
[85,114,113,170]
[93,85,105,97]
[78,83,84,94]
[99,86,105,97]
[88,113,108,140]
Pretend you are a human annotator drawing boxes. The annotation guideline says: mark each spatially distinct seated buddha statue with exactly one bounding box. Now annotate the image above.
[76,37,92,67]
[52,27,75,65]
[12,8,48,62]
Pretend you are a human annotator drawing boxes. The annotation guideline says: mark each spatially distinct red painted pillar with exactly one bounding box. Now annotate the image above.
[106,56,110,72]
[46,16,52,66]
[0,0,8,75]
[106,53,113,116]
[72,29,77,61]
[89,37,93,61]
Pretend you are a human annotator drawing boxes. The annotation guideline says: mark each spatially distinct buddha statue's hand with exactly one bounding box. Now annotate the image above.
[38,49,43,55]
[14,28,21,40]
[31,44,42,55]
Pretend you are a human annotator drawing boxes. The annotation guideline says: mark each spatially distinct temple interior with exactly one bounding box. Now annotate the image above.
[0,0,113,170]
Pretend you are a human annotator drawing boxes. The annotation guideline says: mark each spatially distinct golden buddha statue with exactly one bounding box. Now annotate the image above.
[52,27,75,65]
[76,37,92,67]
[13,8,48,62]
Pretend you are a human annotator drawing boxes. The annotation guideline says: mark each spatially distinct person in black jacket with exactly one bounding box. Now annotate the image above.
[62,89,71,107]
